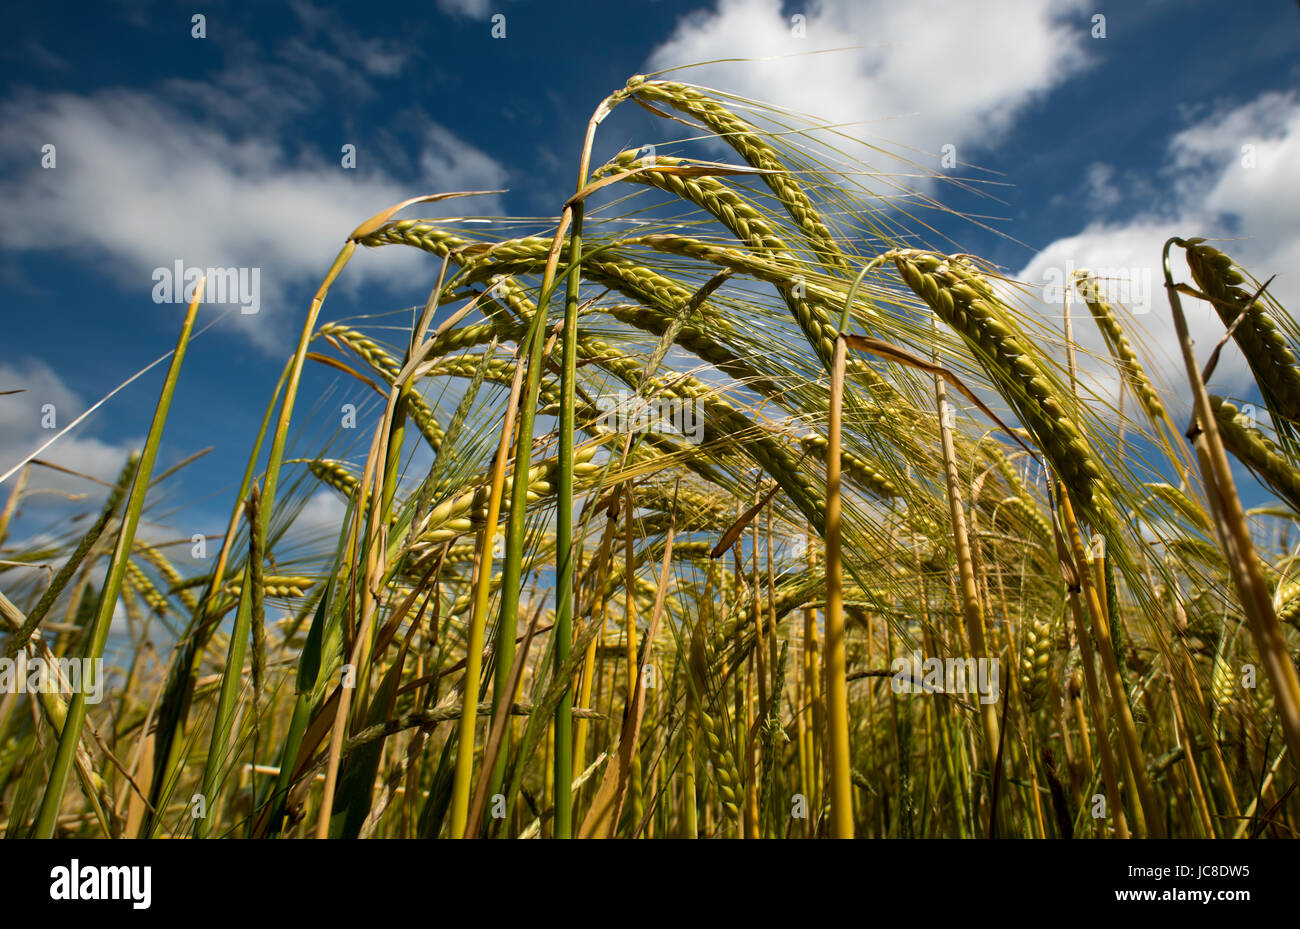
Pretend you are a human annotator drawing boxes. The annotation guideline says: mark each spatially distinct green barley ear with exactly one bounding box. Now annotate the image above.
[1071,269,1167,424]
[3,453,136,660]
[980,438,1053,541]
[596,151,898,397]
[1142,482,1212,533]
[123,561,168,614]
[295,457,359,497]
[136,542,198,612]
[1183,241,1300,452]
[699,707,743,823]
[1019,612,1054,713]
[623,77,851,275]
[224,575,315,599]
[317,323,445,450]
[1274,577,1300,630]
[687,571,743,825]
[892,250,1102,506]
[798,433,899,500]
[1210,650,1233,735]
[1209,395,1300,513]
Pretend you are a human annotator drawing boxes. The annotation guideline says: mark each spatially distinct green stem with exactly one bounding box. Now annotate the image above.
[32,284,202,838]
[553,197,583,839]
[485,274,554,822]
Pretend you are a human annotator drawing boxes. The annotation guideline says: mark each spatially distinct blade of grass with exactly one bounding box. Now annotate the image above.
[449,346,526,837]
[31,278,205,839]
[823,335,853,838]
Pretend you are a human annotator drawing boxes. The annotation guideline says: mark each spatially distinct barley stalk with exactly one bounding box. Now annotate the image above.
[33,282,202,839]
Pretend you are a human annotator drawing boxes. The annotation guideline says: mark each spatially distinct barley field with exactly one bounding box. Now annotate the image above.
[2,66,1299,843]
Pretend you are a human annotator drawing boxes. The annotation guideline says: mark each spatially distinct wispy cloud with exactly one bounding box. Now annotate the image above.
[287,0,410,77]
[0,5,507,353]
[435,0,493,19]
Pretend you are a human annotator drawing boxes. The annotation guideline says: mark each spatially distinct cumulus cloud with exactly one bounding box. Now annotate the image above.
[1013,91,1300,417]
[645,0,1092,182]
[0,358,139,505]
[285,488,348,545]
[641,0,1300,431]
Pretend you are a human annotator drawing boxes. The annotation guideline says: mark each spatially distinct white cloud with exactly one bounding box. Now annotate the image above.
[288,0,410,77]
[0,88,507,352]
[0,358,139,504]
[296,488,348,536]
[436,0,492,17]
[0,21,507,355]
[1014,218,1202,402]
[1169,92,1300,274]
[1013,91,1300,419]
[278,488,349,558]
[1082,163,1122,213]
[645,0,1091,184]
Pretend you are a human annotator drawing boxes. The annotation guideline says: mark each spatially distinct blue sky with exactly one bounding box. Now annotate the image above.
[2,0,1299,555]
